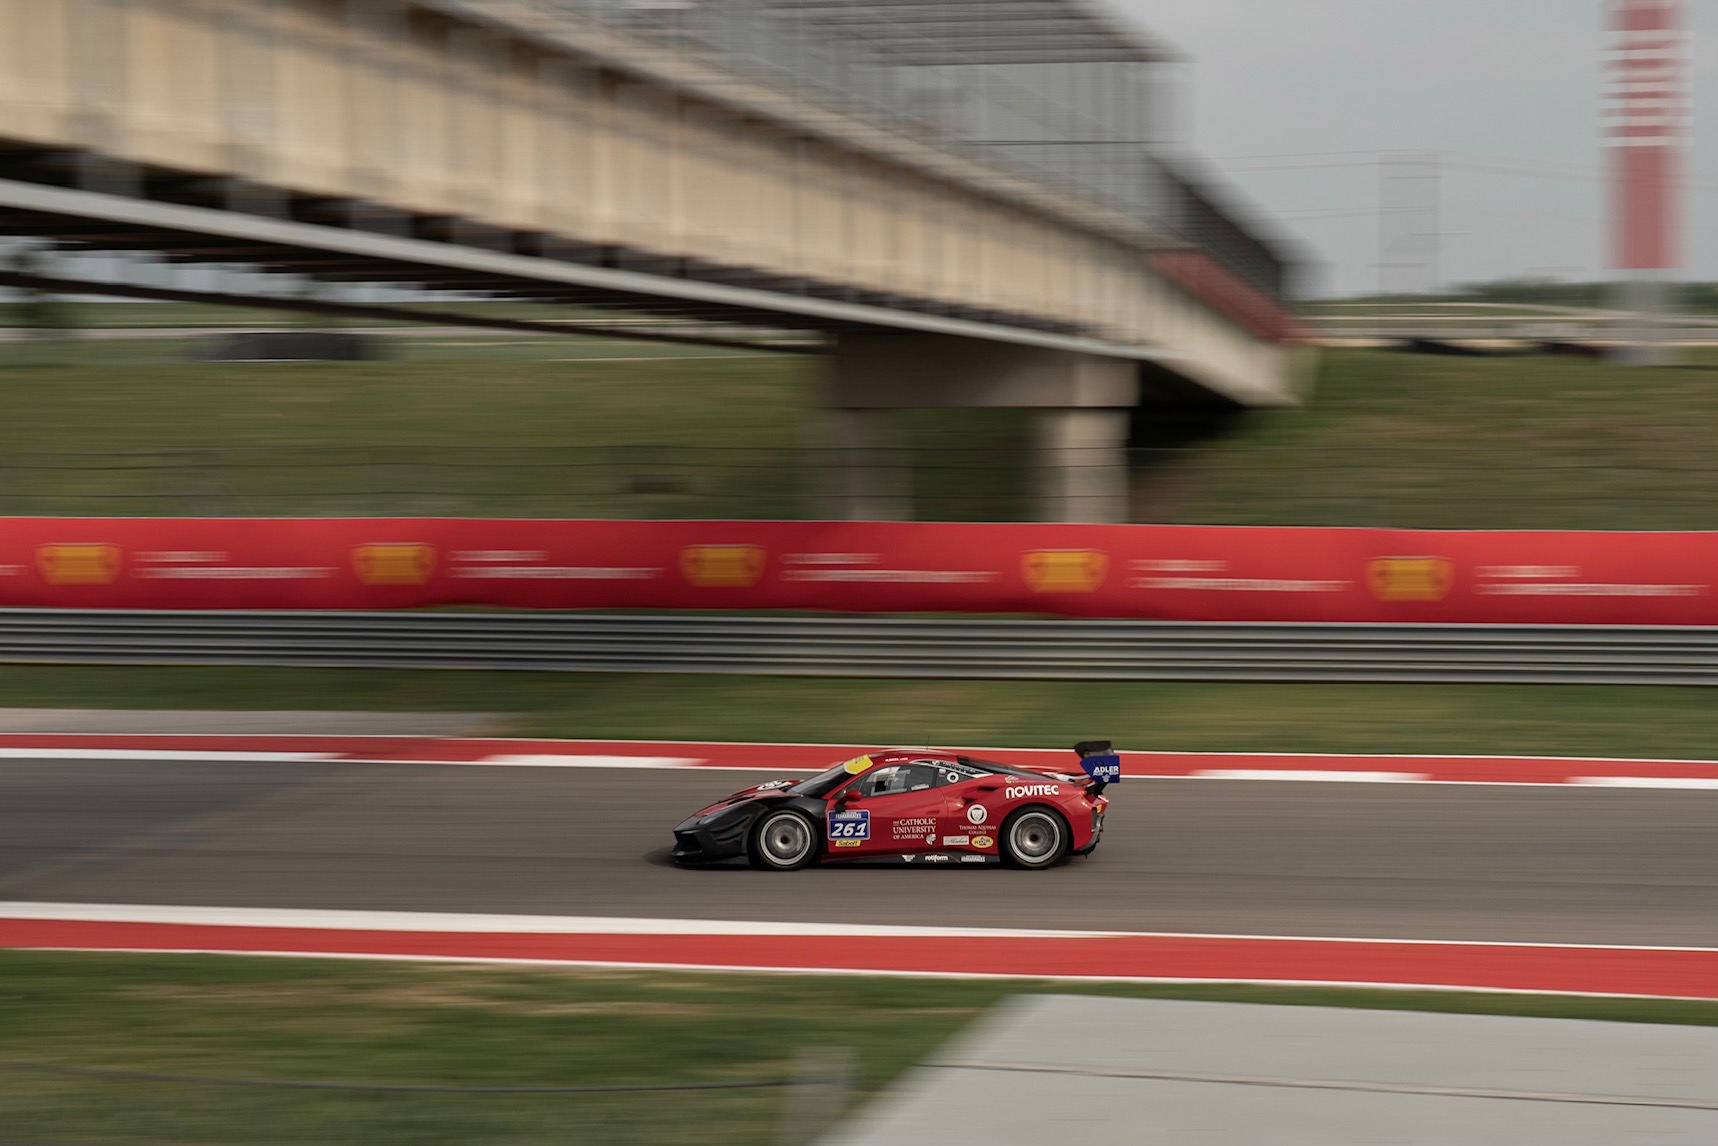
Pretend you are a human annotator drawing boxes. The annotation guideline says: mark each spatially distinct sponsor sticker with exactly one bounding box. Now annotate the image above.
[1366,557,1453,602]
[1083,755,1122,784]
[679,545,765,589]
[833,839,862,848]
[1022,549,1109,593]
[37,544,120,586]
[827,810,869,841]
[755,780,793,790]
[1005,784,1060,799]
[965,804,988,826]
[960,855,987,863]
[842,755,875,775]
[923,854,951,863]
[891,817,938,838]
[352,543,436,586]
[941,835,970,846]
[971,835,995,849]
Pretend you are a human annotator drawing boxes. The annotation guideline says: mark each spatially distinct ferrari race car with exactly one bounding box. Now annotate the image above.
[671,741,1120,870]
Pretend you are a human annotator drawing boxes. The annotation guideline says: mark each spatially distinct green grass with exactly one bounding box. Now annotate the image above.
[1138,348,1718,529]
[1,340,1714,524]
[1,952,1711,1146]
[0,666,1713,759]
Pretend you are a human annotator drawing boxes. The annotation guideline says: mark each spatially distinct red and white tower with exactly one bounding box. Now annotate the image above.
[1605,1,1689,363]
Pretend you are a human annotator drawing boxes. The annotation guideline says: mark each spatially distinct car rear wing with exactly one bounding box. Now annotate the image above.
[1073,740,1121,794]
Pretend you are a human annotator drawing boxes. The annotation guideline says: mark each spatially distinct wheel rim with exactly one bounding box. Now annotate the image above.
[1011,814,1059,863]
[761,814,812,865]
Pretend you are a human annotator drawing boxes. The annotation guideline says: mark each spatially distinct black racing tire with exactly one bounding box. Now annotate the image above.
[748,809,819,871]
[999,807,1070,870]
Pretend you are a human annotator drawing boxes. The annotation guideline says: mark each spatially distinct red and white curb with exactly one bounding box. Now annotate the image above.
[2,734,1717,788]
[3,904,1713,999]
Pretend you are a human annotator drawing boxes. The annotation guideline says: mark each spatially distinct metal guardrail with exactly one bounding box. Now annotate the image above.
[0,610,1712,685]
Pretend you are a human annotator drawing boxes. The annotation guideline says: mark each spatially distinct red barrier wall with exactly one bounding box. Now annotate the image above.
[2,518,1713,624]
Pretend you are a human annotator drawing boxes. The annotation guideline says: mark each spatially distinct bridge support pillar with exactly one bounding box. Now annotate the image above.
[823,408,909,521]
[830,333,1138,523]
[1034,408,1131,523]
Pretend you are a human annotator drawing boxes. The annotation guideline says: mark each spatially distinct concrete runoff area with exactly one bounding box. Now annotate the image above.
[824,996,1718,1146]
[0,761,1714,945]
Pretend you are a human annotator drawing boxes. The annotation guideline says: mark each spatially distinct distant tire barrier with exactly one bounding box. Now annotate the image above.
[0,611,1712,685]
[2,518,1717,625]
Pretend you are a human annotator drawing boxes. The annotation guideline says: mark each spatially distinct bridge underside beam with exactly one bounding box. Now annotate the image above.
[0,171,1191,362]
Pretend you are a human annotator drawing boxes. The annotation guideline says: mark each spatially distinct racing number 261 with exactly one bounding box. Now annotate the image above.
[828,811,870,840]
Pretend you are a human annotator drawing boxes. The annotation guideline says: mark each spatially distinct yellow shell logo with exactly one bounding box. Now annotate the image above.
[680,545,765,589]
[1022,550,1108,593]
[352,544,436,586]
[1367,557,1453,602]
[37,544,121,585]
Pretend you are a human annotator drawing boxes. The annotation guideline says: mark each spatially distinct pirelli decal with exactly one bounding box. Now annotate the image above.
[680,545,765,589]
[352,544,437,586]
[1022,549,1108,593]
[37,544,121,585]
[1367,557,1453,603]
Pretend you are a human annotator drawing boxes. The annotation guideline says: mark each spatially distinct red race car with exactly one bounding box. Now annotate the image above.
[671,741,1119,870]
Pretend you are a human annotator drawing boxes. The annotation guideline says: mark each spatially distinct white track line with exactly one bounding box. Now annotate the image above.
[1193,769,1430,783]
[5,903,1713,952]
[0,748,338,762]
[4,948,1700,998]
[466,755,706,769]
[1568,776,1718,790]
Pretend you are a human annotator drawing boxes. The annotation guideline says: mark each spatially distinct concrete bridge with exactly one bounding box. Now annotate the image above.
[0,0,1307,520]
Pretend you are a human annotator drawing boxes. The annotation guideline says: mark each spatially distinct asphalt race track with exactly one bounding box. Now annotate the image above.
[2,758,1715,946]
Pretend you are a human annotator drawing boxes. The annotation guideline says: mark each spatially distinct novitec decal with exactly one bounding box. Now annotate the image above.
[1005,784,1060,799]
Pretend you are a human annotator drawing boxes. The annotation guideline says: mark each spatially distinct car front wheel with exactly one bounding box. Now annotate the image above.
[748,810,819,871]
[1000,808,1069,869]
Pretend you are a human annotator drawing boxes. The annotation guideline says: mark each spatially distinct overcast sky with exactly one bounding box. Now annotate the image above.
[1116,1,1716,297]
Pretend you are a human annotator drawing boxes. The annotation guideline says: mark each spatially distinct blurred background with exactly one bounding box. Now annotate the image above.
[0,3,1714,1145]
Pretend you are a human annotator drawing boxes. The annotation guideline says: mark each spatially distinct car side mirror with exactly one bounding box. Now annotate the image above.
[835,791,862,806]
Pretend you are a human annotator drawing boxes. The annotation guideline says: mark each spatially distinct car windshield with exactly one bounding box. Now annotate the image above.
[786,761,862,798]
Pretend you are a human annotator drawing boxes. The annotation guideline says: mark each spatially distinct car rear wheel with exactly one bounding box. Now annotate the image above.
[748,810,818,871]
[1000,808,1068,869]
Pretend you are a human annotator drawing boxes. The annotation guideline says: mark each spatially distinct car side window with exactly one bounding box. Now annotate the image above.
[927,762,983,789]
[852,763,942,798]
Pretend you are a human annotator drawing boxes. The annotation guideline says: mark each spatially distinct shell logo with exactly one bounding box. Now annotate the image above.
[680,545,765,589]
[352,544,436,586]
[37,544,121,585]
[1022,549,1108,593]
[1367,557,1453,603]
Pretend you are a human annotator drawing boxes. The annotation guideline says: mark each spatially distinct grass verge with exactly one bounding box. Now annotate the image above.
[0,666,1713,759]
[1,343,1714,525]
[2,951,1713,1146]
